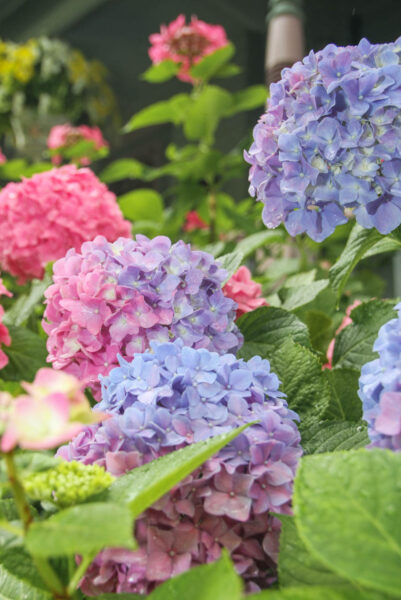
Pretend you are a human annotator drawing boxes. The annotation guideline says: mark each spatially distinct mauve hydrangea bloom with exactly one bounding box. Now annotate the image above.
[44,236,242,398]
[0,278,12,369]
[246,38,401,241]
[0,165,131,283]
[223,266,268,319]
[358,302,401,450]
[47,124,108,166]
[149,14,228,82]
[58,339,302,594]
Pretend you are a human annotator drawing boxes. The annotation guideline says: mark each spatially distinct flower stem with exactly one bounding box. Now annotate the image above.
[67,554,94,596]
[3,452,67,598]
[208,189,217,243]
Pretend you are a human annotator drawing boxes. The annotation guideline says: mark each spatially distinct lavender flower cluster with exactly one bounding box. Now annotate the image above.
[246,38,401,241]
[59,340,302,595]
[359,302,401,451]
[43,235,242,398]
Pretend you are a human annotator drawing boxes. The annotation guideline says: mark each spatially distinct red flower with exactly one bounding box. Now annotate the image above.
[183,211,209,232]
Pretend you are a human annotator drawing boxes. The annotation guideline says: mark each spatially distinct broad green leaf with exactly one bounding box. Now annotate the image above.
[214,63,242,78]
[332,300,396,370]
[101,426,250,518]
[237,307,310,361]
[0,547,51,600]
[100,158,147,183]
[118,189,163,223]
[25,503,136,557]
[225,85,268,116]
[323,368,362,421]
[0,499,19,522]
[1,326,47,381]
[149,552,242,600]
[329,225,382,300]
[277,515,350,588]
[363,236,401,259]
[19,162,53,177]
[0,380,23,396]
[189,43,235,81]
[284,270,316,288]
[141,60,180,82]
[217,251,244,283]
[269,339,330,427]
[282,280,329,311]
[300,310,332,354]
[124,94,191,132]
[3,275,51,327]
[183,85,233,142]
[94,595,142,599]
[0,159,28,180]
[203,241,226,257]
[236,230,285,259]
[294,450,401,596]
[301,421,369,454]
[250,586,387,599]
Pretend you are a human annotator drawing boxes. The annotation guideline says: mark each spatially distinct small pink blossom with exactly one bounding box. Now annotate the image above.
[324,299,362,369]
[47,124,108,166]
[183,211,209,232]
[149,15,229,83]
[0,165,131,283]
[0,368,108,452]
[0,148,6,165]
[223,266,268,318]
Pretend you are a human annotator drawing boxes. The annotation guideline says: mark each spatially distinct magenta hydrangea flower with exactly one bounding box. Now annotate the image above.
[149,14,228,83]
[246,38,401,241]
[0,165,131,283]
[44,236,242,398]
[58,339,303,594]
[0,278,12,369]
[359,302,401,451]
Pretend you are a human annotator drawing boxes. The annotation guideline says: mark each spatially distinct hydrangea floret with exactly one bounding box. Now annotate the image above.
[359,302,401,451]
[47,123,108,165]
[59,339,302,595]
[0,369,108,452]
[44,235,242,398]
[23,460,114,507]
[246,38,401,241]
[223,266,268,319]
[149,14,228,82]
[0,165,131,283]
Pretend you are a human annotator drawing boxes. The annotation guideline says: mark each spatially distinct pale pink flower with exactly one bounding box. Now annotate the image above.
[375,392,401,436]
[324,299,362,369]
[149,14,228,83]
[0,165,131,283]
[47,124,108,166]
[223,266,268,318]
[0,148,6,165]
[0,368,108,452]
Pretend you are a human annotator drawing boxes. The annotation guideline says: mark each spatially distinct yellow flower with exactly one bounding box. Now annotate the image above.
[68,49,90,84]
[13,43,37,83]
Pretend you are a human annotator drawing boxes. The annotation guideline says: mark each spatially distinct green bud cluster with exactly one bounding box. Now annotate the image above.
[23,460,114,507]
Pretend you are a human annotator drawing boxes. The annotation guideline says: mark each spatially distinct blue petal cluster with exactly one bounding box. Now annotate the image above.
[60,339,302,594]
[358,302,401,451]
[246,38,401,241]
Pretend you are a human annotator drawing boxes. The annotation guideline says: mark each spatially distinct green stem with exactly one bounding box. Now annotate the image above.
[208,189,217,243]
[67,554,94,596]
[3,452,67,599]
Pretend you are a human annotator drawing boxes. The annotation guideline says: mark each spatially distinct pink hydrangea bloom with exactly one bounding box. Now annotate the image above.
[149,14,228,82]
[324,300,362,369]
[0,165,131,283]
[44,235,242,399]
[223,266,268,319]
[0,368,108,452]
[47,124,108,166]
[0,278,12,370]
[183,211,209,232]
[0,148,6,165]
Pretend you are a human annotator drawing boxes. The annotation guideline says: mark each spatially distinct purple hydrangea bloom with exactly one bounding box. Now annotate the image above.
[358,302,401,450]
[43,236,242,398]
[246,38,401,241]
[58,340,302,595]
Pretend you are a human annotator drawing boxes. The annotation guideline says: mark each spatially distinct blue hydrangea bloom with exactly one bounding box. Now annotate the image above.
[246,38,401,241]
[59,340,302,595]
[358,302,401,450]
